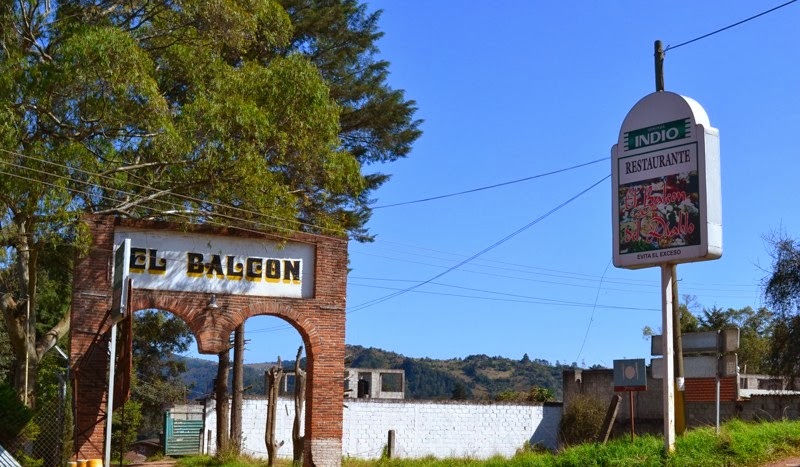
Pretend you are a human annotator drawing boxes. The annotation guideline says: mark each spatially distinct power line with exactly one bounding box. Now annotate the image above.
[347,174,610,314]
[349,250,760,293]
[0,149,343,240]
[373,157,606,209]
[665,0,797,51]
[348,281,659,312]
[575,259,612,364]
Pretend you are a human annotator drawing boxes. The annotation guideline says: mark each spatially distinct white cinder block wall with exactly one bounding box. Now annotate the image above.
[202,398,561,460]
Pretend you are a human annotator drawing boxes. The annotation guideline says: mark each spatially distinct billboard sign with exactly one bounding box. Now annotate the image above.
[112,228,316,298]
[612,91,721,269]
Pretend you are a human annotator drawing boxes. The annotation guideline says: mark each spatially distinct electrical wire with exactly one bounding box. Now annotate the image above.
[575,259,612,365]
[665,0,797,52]
[348,280,659,312]
[348,251,760,294]
[0,148,338,238]
[347,174,610,314]
[372,157,606,209]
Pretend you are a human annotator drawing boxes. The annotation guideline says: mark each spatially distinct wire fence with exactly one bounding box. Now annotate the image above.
[3,379,72,467]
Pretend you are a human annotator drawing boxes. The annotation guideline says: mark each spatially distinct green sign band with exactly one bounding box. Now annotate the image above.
[624,118,691,151]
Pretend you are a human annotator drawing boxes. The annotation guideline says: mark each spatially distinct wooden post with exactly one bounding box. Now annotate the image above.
[387,430,396,459]
[230,323,245,453]
[672,265,687,435]
[598,394,622,444]
[265,357,284,466]
[654,40,665,92]
[629,392,635,442]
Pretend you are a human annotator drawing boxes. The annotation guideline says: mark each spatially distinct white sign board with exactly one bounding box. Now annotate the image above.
[652,354,737,378]
[111,238,131,322]
[611,91,722,269]
[113,228,315,298]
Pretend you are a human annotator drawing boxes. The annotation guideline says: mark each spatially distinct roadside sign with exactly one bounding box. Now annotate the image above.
[614,359,647,391]
[651,329,739,356]
[611,91,721,269]
[111,238,131,322]
[652,354,737,378]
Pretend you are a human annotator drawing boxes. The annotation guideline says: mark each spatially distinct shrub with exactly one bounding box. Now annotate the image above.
[0,383,34,446]
[558,394,606,447]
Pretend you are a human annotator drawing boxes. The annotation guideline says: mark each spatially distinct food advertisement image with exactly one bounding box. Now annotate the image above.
[618,171,700,254]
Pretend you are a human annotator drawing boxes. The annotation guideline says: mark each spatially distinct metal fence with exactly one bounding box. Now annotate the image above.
[4,378,71,467]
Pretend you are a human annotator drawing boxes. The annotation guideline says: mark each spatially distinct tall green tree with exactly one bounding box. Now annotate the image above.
[1,0,418,406]
[763,234,800,381]
[277,0,422,240]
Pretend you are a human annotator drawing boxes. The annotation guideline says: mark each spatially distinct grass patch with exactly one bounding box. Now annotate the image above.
[175,419,800,467]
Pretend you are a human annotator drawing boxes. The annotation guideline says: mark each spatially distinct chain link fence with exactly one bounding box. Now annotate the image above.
[2,373,72,467]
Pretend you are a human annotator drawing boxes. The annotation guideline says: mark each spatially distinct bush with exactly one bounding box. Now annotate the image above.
[558,394,607,447]
[0,383,34,446]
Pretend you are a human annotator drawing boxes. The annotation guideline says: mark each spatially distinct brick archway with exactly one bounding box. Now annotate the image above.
[70,215,347,467]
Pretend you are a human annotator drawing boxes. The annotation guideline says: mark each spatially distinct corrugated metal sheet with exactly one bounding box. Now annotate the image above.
[164,416,203,456]
[0,444,22,467]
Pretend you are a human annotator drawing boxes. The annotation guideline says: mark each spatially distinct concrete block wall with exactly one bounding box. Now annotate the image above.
[563,369,800,432]
[203,397,562,460]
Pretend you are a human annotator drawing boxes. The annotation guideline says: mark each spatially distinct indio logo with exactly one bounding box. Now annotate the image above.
[624,118,690,151]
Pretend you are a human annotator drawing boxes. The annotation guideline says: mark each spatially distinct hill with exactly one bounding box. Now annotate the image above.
[179,345,582,401]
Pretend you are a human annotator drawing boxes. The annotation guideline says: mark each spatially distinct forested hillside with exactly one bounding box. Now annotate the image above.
[180,345,581,401]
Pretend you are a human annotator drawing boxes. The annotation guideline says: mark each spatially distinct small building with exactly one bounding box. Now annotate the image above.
[344,368,405,399]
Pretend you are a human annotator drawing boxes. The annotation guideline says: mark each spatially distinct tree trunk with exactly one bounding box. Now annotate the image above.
[265,357,284,466]
[215,349,230,454]
[230,323,244,453]
[1,218,69,409]
[292,346,306,465]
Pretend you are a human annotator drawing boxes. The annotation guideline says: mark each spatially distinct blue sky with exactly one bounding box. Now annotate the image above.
[191,1,799,368]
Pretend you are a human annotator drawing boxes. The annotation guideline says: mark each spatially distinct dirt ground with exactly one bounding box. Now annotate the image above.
[760,457,800,467]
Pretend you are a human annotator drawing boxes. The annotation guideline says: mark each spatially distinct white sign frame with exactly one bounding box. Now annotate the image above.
[611,91,722,269]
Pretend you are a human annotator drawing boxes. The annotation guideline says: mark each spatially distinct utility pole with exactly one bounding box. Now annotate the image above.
[654,40,665,92]
[230,323,245,453]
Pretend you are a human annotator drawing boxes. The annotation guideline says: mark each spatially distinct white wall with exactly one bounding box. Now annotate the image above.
[202,398,561,460]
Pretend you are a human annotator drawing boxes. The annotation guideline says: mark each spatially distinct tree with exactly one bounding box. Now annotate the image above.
[265,358,285,466]
[763,234,800,381]
[277,0,423,240]
[130,310,193,438]
[643,295,775,374]
[451,383,469,401]
[1,0,418,406]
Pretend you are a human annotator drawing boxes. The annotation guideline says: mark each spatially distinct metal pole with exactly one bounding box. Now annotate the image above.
[661,264,676,452]
[629,391,635,442]
[716,331,721,434]
[24,295,30,406]
[105,323,118,467]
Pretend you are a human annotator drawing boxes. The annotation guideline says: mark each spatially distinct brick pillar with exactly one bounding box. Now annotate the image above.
[304,311,346,467]
[70,215,116,460]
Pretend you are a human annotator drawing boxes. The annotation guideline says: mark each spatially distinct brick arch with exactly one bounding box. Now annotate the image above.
[70,215,347,467]
[243,300,320,354]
